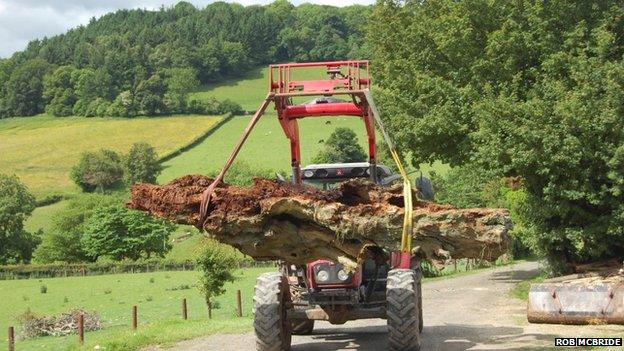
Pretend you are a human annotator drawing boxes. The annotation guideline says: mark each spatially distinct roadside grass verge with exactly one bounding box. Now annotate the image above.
[423,258,524,283]
[509,272,546,301]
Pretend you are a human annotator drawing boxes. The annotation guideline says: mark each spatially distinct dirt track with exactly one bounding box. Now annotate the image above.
[164,261,623,350]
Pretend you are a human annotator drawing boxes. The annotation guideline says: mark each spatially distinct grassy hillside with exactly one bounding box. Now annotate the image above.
[0,267,272,351]
[23,201,68,233]
[0,114,221,198]
[159,115,368,182]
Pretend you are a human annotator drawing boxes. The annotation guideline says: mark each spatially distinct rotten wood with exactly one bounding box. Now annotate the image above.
[128,175,511,268]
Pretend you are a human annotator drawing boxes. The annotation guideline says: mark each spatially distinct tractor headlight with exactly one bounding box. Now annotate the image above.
[337,269,350,281]
[316,270,329,282]
[303,170,314,178]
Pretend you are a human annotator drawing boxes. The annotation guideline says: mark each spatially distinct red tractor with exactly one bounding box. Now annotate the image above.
[199,61,424,351]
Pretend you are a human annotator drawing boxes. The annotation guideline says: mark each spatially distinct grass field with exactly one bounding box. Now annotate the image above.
[191,66,329,111]
[1,267,273,351]
[159,115,369,182]
[24,201,68,233]
[0,114,221,198]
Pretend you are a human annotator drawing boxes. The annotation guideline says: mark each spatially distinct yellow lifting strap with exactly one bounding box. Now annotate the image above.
[363,90,413,253]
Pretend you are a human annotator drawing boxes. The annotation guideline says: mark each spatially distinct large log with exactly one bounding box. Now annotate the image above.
[127,175,511,267]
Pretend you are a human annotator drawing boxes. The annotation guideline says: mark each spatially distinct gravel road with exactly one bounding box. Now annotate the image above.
[163,261,623,350]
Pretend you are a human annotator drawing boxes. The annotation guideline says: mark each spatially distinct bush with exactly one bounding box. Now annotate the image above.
[33,193,122,264]
[123,142,162,184]
[0,174,39,265]
[0,259,201,280]
[196,244,238,318]
[185,98,243,115]
[70,149,124,192]
[35,194,65,207]
[209,161,275,187]
[106,91,136,117]
[312,127,367,164]
[82,204,175,261]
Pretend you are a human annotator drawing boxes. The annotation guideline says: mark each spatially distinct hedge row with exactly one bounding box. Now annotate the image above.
[158,113,233,163]
[0,259,275,280]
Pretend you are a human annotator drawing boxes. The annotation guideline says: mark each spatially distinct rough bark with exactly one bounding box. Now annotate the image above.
[128,175,511,267]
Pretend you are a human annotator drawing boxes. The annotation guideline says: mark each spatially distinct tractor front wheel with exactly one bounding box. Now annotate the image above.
[387,269,421,351]
[253,273,292,351]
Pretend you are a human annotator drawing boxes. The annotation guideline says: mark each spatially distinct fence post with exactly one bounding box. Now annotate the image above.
[132,305,138,330]
[236,290,242,317]
[78,313,84,344]
[182,298,188,320]
[8,326,14,351]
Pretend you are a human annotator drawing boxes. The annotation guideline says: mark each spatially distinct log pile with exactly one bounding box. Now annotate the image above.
[128,175,511,267]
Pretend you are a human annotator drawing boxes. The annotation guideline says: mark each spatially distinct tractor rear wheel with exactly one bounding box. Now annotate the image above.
[253,273,292,351]
[387,269,421,351]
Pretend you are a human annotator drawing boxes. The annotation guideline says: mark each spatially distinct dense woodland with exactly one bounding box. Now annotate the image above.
[0,1,370,118]
[370,0,624,273]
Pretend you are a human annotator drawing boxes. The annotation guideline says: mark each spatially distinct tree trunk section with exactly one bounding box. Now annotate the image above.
[128,175,511,268]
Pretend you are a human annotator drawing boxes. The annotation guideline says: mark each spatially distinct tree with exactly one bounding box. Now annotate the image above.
[43,65,78,116]
[70,149,124,192]
[106,91,136,117]
[82,204,174,261]
[312,127,367,164]
[0,174,39,264]
[124,142,162,184]
[3,59,52,116]
[135,74,166,115]
[164,68,199,113]
[369,0,624,273]
[0,2,369,119]
[196,244,237,318]
[72,68,113,116]
[33,193,121,263]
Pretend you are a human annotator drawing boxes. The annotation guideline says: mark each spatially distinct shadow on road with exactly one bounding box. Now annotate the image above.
[490,266,540,283]
[292,323,560,351]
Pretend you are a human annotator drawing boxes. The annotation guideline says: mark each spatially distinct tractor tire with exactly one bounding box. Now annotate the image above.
[291,319,314,335]
[253,273,292,351]
[387,269,421,351]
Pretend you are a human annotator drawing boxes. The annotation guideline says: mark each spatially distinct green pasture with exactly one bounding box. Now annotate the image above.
[0,114,221,198]
[159,115,369,182]
[192,66,328,111]
[1,267,273,351]
[24,201,68,233]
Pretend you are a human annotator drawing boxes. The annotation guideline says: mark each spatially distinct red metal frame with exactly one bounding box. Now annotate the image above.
[269,60,375,184]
